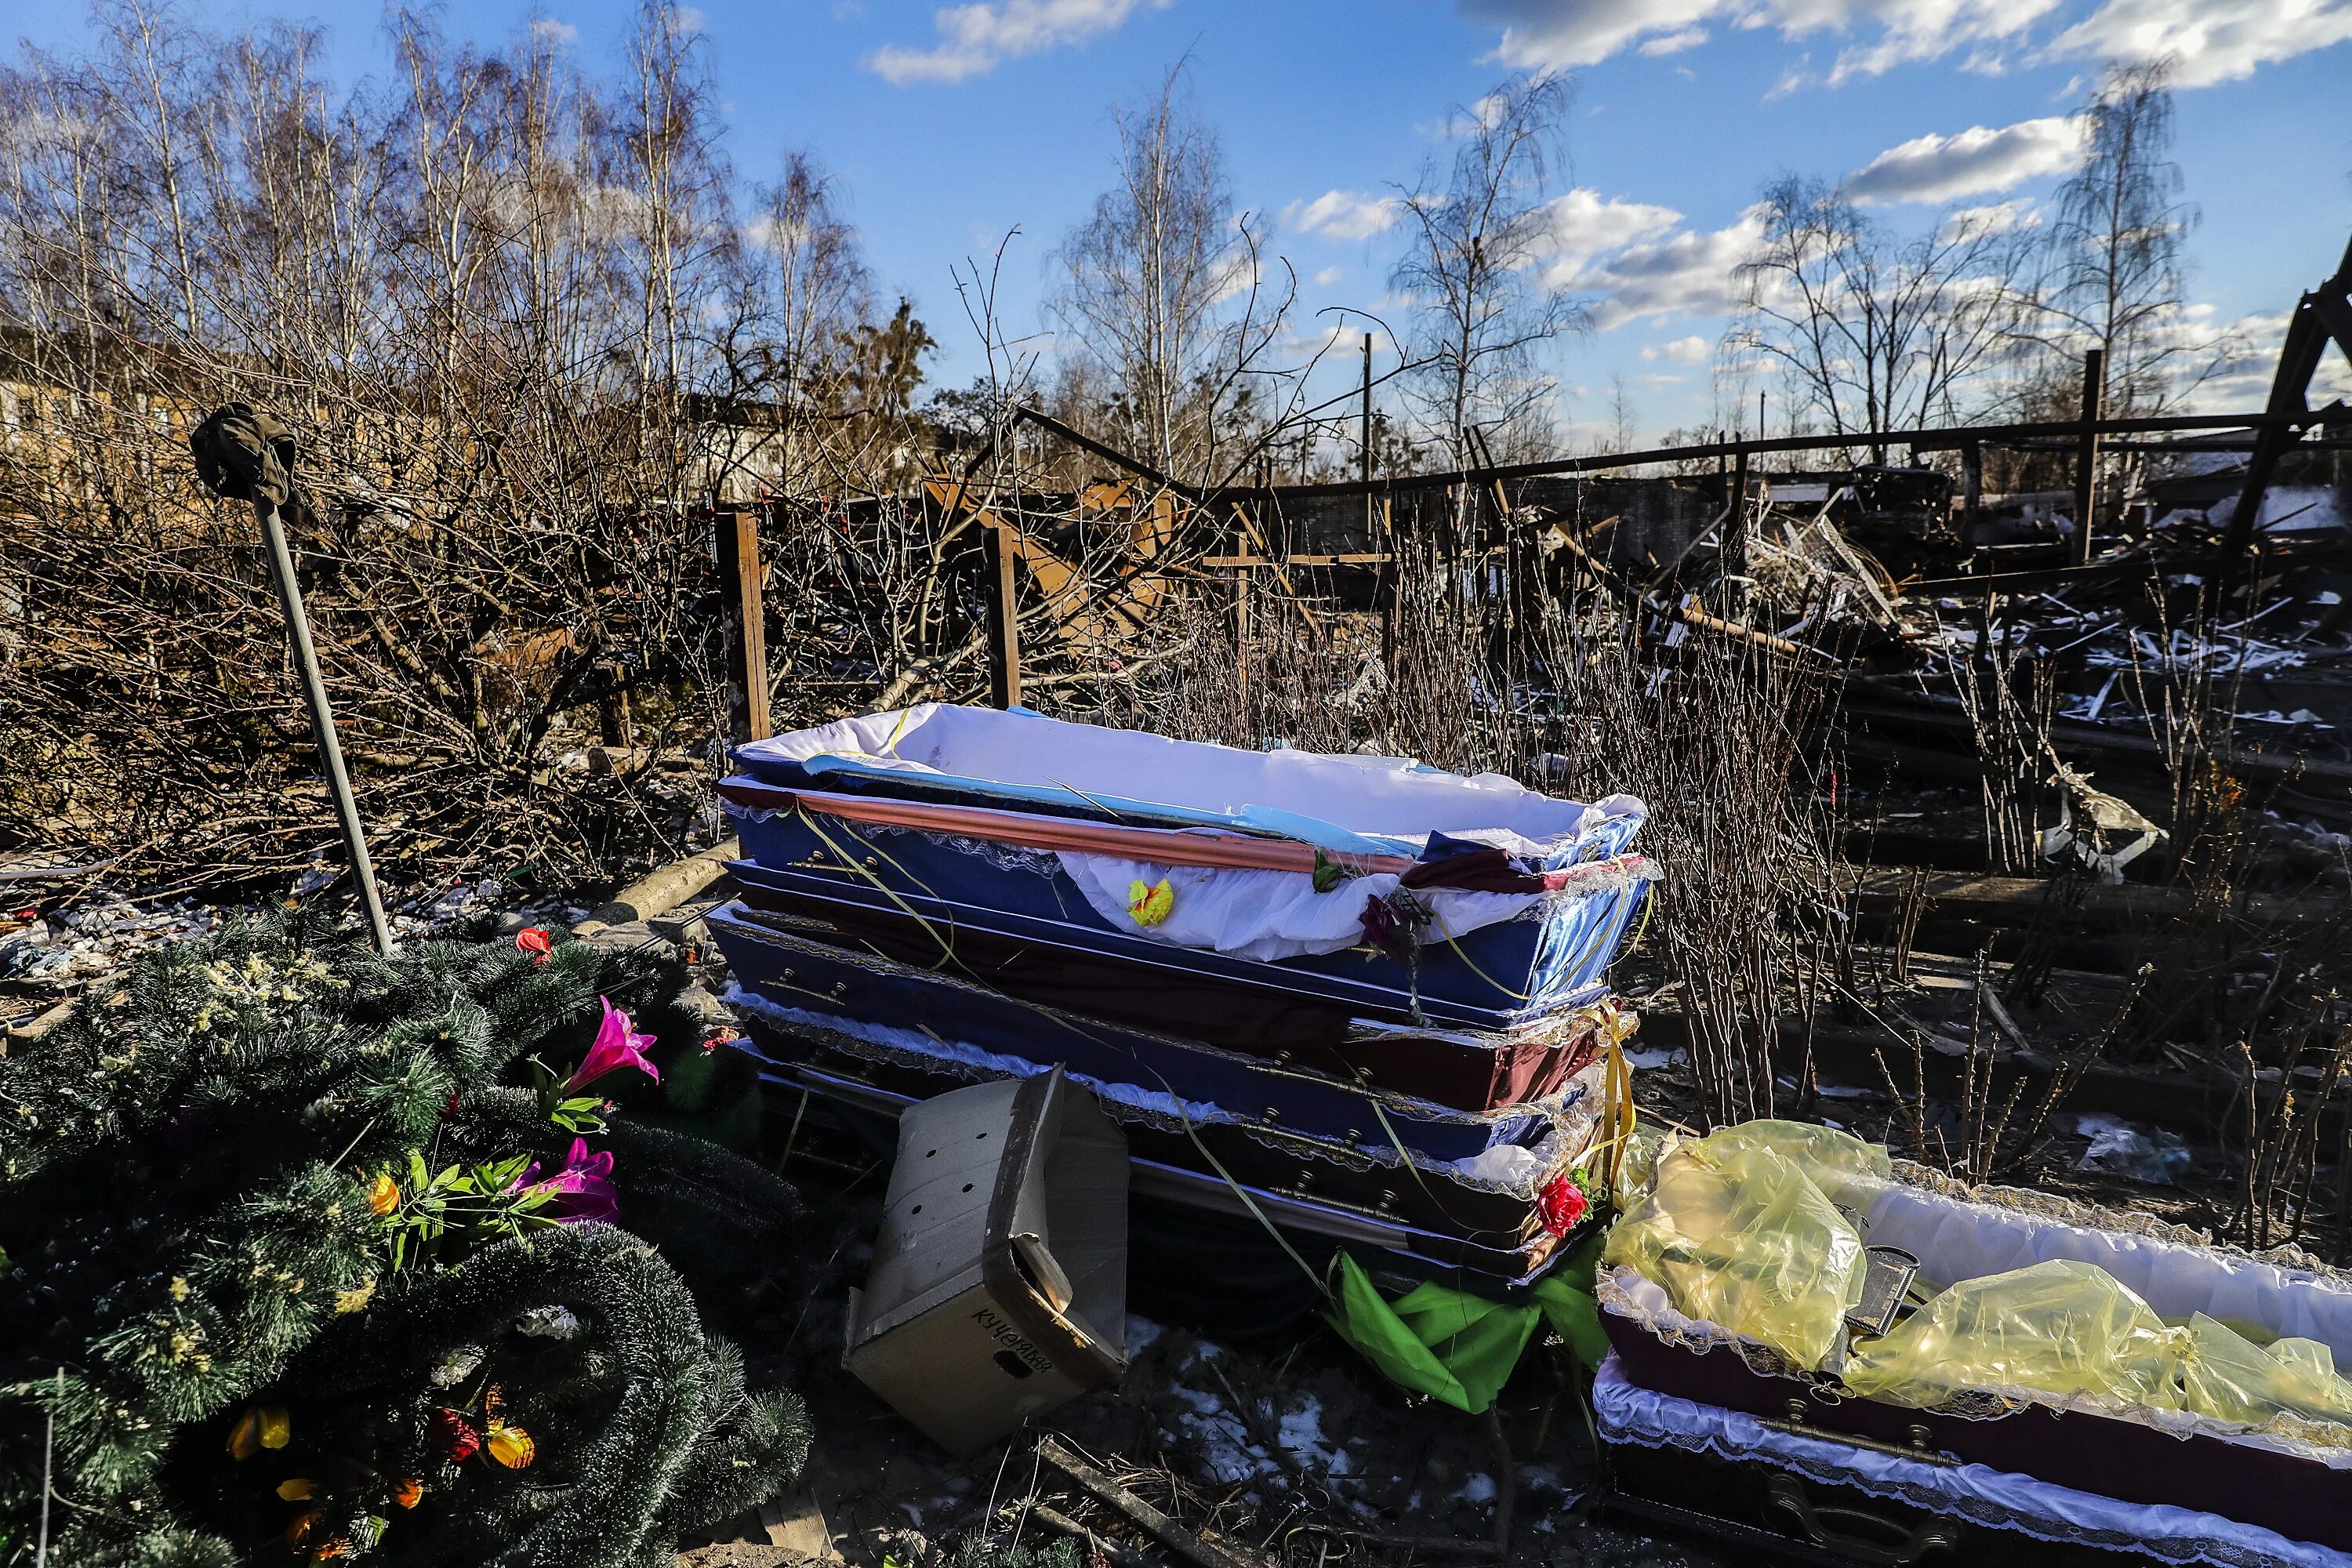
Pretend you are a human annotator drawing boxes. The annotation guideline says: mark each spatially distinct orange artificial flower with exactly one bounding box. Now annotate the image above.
[391,1477,424,1509]
[365,1172,399,1216]
[485,1421,535,1469]
[285,1509,323,1548]
[276,1478,318,1501]
[227,1406,289,1458]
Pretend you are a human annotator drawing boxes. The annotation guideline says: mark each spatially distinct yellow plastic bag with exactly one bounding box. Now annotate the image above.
[1702,1120,1893,1207]
[1846,1259,2174,1409]
[2149,1316,2352,1432]
[2270,1335,2352,1403]
[1603,1133,1865,1370]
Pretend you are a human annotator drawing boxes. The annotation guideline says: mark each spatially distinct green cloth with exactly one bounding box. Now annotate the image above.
[1325,1234,1611,1414]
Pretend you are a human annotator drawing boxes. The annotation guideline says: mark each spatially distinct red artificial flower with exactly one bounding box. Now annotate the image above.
[702,1027,739,1054]
[515,927,552,964]
[434,1408,481,1463]
[1538,1174,1590,1238]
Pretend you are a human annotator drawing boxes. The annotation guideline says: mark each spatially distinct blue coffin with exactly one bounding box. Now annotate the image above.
[765,1054,1574,1289]
[720,801,1645,1025]
[724,704,1650,1023]
[708,903,1576,1163]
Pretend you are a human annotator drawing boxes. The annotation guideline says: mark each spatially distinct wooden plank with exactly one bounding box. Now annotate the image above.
[2072,347,2104,567]
[1851,865,2343,931]
[984,524,1022,710]
[713,507,770,742]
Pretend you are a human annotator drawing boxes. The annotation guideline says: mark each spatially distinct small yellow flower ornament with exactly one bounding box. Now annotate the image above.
[1127,877,1175,927]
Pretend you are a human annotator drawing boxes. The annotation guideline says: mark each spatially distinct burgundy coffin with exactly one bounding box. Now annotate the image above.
[1602,1293,2352,1553]
[728,892,1615,1112]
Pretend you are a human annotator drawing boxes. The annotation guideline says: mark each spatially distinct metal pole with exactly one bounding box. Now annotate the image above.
[253,496,394,955]
[1359,332,1374,541]
[2072,347,2105,567]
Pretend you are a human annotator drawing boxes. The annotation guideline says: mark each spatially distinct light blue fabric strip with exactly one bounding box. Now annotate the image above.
[796,753,1419,857]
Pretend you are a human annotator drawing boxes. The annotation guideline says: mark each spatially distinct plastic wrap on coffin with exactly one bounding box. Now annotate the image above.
[707,905,1595,1162]
[717,896,1617,1112]
[1599,1195,2352,1555]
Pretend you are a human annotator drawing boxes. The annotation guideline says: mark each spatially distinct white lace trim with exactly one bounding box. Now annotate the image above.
[1594,1357,2349,1568]
[723,981,1598,1200]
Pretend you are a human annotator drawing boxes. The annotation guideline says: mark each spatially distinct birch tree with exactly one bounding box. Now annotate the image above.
[1392,75,1585,466]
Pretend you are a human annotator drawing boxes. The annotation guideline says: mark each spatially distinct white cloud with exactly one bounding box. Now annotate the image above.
[1941,199,2038,238]
[1842,115,2086,206]
[1283,190,1404,241]
[2184,305,2352,409]
[531,17,581,42]
[1533,188,1682,285]
[867,0,1166,85]
[1312,265,1345,287]
[1642,335,1711,363]
[1459,0,2057,81]
[2048,0,2352,86]
[1639,25,1708,54]
[1581,205,1772,331]
[1464,0,2352,85]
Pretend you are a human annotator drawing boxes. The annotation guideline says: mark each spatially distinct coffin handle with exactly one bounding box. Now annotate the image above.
[1764,1475,1957,1565]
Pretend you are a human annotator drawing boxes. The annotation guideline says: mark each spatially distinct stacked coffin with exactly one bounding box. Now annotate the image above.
[704,703,1655,1287]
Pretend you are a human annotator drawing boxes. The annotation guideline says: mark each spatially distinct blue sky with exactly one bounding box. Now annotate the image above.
[18,0,2352,444]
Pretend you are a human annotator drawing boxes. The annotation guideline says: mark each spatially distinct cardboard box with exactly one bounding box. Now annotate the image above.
[845,1069,1129,1454]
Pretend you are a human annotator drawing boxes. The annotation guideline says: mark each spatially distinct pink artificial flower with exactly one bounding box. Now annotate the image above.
[564,998,659,1094]
[514,1138,618,1224]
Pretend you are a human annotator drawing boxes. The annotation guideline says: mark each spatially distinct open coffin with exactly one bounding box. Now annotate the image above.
[723,704,1651,1024]
[1599,1124,2352,1555]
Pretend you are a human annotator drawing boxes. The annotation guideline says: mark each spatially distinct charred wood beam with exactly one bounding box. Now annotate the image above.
[2222,234,2352,579]
[1844,681,2352,787]
[1014,400,2352,528]
[1012,405,1200,499]
[1225,408,2352,503]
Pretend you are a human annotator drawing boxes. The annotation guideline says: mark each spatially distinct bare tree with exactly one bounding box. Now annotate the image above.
[1052,64,1258,483]
[0,0,946,898]
[1735,176,2023,460]
[1392,75,1585,467]
[2024,58,2216,415]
